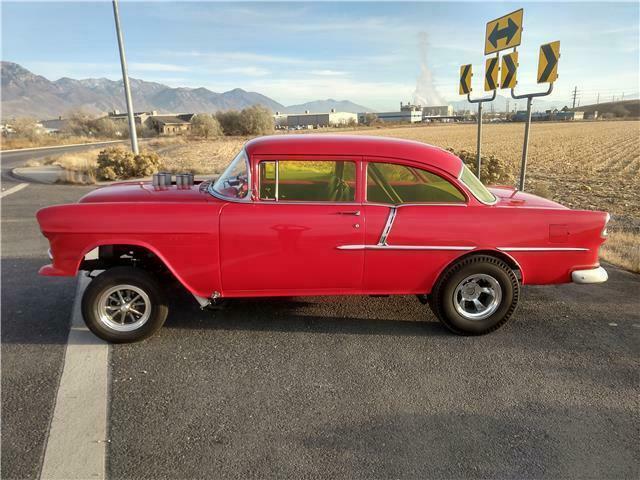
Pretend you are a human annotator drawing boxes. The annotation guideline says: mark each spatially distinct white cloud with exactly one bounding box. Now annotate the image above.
[129,62,190,72]
[310,69,348,76]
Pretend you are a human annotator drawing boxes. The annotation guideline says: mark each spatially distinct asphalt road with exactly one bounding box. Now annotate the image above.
[1,162,639,479]
[0,141,123,186]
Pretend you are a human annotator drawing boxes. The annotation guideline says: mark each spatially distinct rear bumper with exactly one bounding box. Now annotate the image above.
[572,266,608,284]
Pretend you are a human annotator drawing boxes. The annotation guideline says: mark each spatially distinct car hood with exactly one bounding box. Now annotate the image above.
[488,186,567,209]
[79,181,215,203]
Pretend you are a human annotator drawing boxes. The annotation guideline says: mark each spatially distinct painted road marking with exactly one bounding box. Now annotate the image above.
[0,183,29,198]
[40,274,109,480]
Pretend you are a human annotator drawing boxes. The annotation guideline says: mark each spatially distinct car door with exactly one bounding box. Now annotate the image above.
[219,156,365,295]
[362,158,472,294]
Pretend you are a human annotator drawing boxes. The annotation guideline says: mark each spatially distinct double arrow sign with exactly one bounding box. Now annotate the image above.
[459,9,560,95]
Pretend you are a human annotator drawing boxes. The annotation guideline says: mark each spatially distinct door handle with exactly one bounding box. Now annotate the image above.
[336,210,361,216]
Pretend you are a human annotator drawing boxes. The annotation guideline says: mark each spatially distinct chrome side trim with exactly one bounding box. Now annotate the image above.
[572,266,608,284]
[378,207,397,245]
[337,245,476,251]
[497,247,589,252]
[48,248,54,260]
[366,202,468,208]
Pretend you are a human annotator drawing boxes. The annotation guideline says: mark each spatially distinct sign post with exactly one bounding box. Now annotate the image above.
[511,41,560,191]
[459,60,497,180]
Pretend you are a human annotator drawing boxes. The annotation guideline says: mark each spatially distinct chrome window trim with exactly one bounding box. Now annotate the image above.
[208,149,252,203]
[366,202,468,208]
[378,207,397,245]
[497,247,589,252]
[337,245,476,251]
[457,165,498,206]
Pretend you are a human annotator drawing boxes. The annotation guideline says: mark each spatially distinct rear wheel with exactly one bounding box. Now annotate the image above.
[429,255,520,335]
[81,266,168,343]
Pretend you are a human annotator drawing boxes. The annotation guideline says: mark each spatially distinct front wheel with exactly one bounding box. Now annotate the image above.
[81,266,169,343]
[429,255,520,335]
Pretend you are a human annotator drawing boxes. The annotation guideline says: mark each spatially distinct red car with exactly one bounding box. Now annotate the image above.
[37,135,609,342]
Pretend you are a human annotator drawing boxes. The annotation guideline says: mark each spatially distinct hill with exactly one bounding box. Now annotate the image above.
[1,61,373,119]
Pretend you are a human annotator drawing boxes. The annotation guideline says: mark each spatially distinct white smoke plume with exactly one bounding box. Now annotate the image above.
[413,32,445,107]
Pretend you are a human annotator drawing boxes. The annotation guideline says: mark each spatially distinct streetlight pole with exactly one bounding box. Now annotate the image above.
[112,0,139,154]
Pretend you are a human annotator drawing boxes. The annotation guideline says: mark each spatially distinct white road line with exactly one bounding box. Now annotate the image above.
[40,274,109,480]
[0,183,29,198]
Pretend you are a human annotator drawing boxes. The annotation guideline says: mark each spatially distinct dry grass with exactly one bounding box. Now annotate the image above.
[601,230,640,273]
[158,137,247,174]
[1,135,110,151]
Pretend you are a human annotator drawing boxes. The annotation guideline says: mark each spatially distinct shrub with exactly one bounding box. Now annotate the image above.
[96,147,161,180]
[362,113,378,126]
[191,114,223,138]
[215,110,244,136]
[447,148,514,185]
[11,117,41,141]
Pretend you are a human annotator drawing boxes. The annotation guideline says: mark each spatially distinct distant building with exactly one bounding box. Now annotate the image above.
[40,117,70,134]
[512,109,584,122]
[286,109,357,128]
[147,114,194,135]
[106,110,195,135]
[358,110,423,124]
[422,105,454,117]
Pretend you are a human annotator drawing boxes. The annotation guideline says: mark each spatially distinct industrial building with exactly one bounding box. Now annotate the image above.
[423,105,454,117]
[285,109,357,129]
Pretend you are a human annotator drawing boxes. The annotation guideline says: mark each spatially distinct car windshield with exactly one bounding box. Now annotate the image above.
[459,165,497,204]
[211,149,250,200]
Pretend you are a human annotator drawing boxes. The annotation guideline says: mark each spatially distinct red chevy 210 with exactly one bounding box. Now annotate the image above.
[37,135,609,342]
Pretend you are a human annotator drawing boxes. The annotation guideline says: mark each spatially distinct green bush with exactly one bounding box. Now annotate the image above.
[447,148,514,185]
[96,147,161,180]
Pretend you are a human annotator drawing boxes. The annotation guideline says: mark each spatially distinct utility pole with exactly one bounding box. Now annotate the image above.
[596,93,600,105]
[112,0,139,154]
[571,86,578,109]
[622,92,625,101]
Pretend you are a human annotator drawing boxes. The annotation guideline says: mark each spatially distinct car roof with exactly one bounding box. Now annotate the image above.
[244,134,463,177]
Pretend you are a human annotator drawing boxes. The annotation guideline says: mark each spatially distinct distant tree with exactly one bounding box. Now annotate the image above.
[239,105,274,135]
[363,113,378,126]
[91,117,119,138]
[11,117,41,140]
[216,106,274,136]
[63,109,94,136]
[191,114,223,138]
[215,110,244,136]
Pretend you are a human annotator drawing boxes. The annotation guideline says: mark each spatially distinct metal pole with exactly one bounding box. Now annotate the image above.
[112,0,139,154]
[476,102,483,178]
[519,96,533,191]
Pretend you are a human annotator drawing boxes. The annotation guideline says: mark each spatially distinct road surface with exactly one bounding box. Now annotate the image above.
[1,152,638,479]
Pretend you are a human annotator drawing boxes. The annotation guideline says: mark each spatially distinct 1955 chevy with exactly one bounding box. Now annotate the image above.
[37,135,609,342]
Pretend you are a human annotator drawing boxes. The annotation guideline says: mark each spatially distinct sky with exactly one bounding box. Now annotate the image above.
[2,1,639,111]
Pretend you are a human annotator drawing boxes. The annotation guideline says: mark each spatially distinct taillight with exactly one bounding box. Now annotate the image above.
[601,213,610,238]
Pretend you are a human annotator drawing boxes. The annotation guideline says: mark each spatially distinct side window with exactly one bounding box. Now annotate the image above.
[367,162,466,204]
[259,160,356,202]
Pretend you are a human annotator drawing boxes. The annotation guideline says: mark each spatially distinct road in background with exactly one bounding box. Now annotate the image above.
[0,141,124,187]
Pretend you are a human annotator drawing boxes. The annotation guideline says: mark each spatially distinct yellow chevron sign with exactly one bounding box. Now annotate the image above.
[459,64,472,95]
[501,51,518,89]
[485,9,524,55]
[484,57,499,91]
[537,41,560,83]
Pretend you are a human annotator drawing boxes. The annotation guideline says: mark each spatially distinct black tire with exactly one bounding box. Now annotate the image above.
[81,266,168,343]
[429,255,520,335]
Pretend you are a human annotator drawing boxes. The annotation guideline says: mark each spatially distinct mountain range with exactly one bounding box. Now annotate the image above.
[1,61,372,120]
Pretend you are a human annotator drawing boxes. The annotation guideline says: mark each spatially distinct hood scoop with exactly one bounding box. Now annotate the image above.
[152,172,194,190]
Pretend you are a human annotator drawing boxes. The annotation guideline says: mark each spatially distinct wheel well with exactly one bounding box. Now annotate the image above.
[80,244,178,283]
[438,250,523,285]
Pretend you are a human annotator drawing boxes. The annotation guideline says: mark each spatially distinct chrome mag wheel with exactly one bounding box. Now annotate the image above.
[453,274,502,321]
[96,284,151,332]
